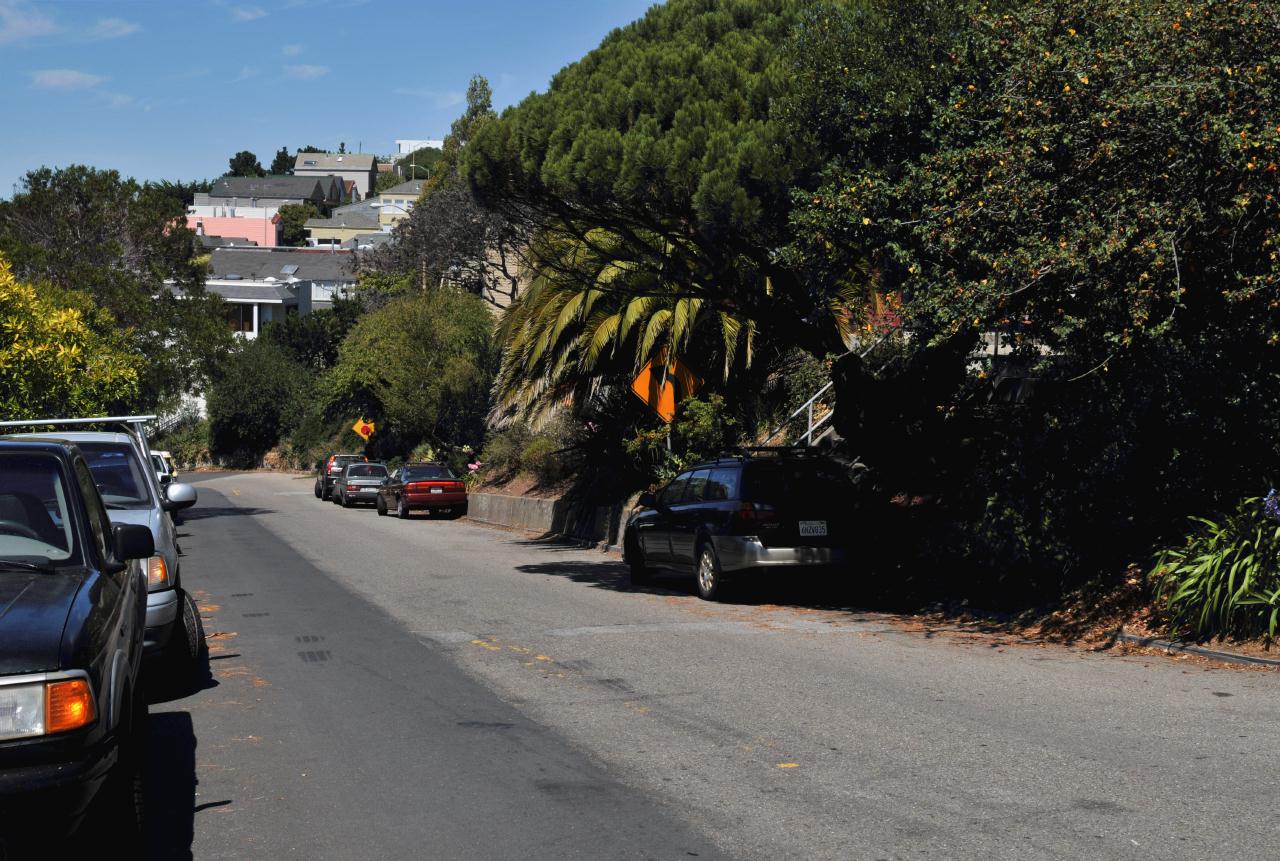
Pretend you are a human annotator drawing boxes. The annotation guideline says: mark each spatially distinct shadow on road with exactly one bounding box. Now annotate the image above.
[515,559,698,597]
[144,711,203,861]
[180,506,275,521]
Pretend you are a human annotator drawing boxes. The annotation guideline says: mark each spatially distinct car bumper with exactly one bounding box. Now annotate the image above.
[0,736,116,833]
[712,536,848,573]
[341,488,381,500]
[404,493,467,509]
[144,588,179,654]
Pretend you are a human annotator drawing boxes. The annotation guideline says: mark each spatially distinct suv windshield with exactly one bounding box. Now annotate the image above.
[0,452,77,564]
[405,465,455,481]
[78,442,153,509]
[330,456,363,471]
[346,465,386,478]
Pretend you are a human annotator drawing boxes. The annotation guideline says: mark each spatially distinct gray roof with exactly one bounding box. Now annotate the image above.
[343,232,394,249]
[207,247,358,283]
[206,282,296,302]
[293,153,376,171]
[200,235,259,249]
[379,179,425,196]
[304,200,381,230]
[208,175,328,200]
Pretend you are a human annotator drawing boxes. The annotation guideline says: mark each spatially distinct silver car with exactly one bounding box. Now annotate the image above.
[0,419,200,675]
[332,462,388,507]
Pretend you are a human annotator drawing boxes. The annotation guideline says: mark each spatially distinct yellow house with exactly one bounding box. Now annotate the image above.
[376,179,426,227]
[304,200,382,247]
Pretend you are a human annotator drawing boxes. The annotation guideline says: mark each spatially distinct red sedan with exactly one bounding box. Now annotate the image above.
[376,462,468,519]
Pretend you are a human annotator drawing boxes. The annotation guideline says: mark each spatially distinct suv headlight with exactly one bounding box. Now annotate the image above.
[147,555,171,590]
[0,678,96,740]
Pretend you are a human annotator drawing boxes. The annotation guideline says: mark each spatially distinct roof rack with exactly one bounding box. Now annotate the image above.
[0,415,158,460]
[734,446,825,457]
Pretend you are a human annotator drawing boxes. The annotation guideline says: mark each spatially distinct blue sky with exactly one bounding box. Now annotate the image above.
[0,0,658,197]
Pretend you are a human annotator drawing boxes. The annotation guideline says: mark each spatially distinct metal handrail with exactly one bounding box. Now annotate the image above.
[761,331,896,446]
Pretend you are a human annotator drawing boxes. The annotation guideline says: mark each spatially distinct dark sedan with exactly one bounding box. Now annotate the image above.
[333,463,388,508]
[376,463,467,519]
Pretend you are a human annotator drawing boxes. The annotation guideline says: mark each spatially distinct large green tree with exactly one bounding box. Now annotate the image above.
[277,202,320,247]
[464,2,841,357]
[270,146,293,175]
[325,288,496,457]
[0,165,233,408]
[228,150,265,177]
[784,0,1280,590]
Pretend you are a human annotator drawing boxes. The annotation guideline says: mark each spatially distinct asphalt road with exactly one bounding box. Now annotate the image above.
[150,472,1280,860]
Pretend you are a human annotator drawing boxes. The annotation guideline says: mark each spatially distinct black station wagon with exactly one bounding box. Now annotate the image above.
[623,451,855,600]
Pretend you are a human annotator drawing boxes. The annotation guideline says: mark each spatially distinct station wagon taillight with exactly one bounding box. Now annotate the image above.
[731,501,779,531]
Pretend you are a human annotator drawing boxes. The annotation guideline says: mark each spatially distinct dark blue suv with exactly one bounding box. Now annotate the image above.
[623,452,855,600]
[0,439,154,847]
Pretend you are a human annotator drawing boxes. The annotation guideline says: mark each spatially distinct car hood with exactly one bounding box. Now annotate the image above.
[0,571,86,674]
[105,506,158,538]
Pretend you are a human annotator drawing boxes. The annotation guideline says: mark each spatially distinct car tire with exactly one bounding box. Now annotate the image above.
[321,485,330,500]
[167,589,205,680]
[340,492,352,508]
[456,503,468,519]
[376,496,387,516]
[313,480,323,499]
[99,685,145,848]
[397,497,410,519]
[626,536,651,586]
[695,541,726,601]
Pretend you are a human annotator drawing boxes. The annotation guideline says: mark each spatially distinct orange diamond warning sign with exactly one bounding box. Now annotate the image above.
[352,418,376,440]
[630,355,703,423]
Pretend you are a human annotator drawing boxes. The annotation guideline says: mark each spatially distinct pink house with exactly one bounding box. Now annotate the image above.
[188,211,282,247]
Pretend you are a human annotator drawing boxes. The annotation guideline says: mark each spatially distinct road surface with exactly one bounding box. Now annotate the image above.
[146,472,1280,860]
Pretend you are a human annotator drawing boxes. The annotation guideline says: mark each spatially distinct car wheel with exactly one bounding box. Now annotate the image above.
[376,495,387,516]
[695,542,725,601]
[397,497,410,519]
[167,589,205,679]
[313,480,323,499]
[321,485,331,500]
[97,684,145,848]
[457,502,468,518]
[626,535,651,586]
[340,492,352,508]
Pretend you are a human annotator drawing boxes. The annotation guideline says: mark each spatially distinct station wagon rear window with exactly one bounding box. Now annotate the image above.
[346,465,386,477]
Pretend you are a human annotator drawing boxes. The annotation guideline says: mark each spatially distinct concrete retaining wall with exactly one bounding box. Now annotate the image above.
[466,491,640,550]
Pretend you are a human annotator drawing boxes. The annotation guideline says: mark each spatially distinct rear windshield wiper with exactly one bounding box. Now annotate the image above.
[0,559,56,574]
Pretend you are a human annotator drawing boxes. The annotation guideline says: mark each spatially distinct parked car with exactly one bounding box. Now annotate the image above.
[0,437,153,843]
[623,451,855,600]
[314,454,367,500]
[150,452,172,486]
[332,462,388,508]
[0,419,202,678]
[376,463,467,519]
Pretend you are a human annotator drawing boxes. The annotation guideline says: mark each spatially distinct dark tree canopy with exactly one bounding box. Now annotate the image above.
[277,202,320,247]
[270,147,293,175]
[464,0,842,354]
[228,150,265,177]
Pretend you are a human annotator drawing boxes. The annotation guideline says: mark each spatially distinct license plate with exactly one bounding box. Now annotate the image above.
[799,520,827,537]
[430,487,443,494]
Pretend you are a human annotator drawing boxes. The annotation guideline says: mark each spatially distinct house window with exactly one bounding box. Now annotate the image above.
[225,303,253,333]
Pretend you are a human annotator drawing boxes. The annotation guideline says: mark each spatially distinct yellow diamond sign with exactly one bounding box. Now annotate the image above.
[352,418,376,441]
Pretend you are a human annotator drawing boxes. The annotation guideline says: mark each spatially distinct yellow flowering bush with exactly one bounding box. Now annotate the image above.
[0,252,142,417]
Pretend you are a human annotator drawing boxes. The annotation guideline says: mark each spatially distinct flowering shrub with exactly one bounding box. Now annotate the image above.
[1151,493,1280,642]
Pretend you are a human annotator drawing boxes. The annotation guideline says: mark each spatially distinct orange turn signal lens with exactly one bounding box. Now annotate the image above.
[147,556,170,589]
[45,679,95,734]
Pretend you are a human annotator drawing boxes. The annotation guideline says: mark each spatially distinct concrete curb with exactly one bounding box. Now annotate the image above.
[1114,629,1280,668]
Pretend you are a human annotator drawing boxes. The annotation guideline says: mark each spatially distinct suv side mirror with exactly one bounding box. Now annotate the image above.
[163,482,198,512]
[112,523,155,562]
[638,492,657,509]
